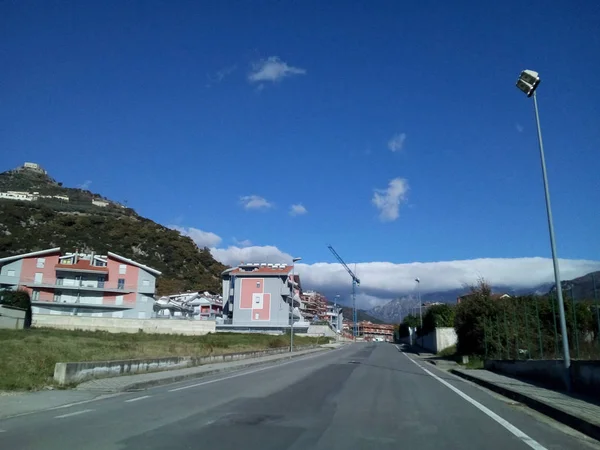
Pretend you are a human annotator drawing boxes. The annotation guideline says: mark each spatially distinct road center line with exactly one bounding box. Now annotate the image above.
[124,395,151,403]
[401,352,548,450]
[54,409,94,419]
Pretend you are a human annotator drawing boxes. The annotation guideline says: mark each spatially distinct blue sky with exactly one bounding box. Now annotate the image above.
[2,1,600,304]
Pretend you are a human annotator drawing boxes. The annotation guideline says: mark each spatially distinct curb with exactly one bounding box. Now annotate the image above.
[450,369,600,442]
[78,347,329,393]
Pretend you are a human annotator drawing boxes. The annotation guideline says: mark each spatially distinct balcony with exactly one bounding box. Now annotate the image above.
[21,278,135,294]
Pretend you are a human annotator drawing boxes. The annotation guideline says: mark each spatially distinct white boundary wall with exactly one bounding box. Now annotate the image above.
[33,314,215,335]
[420,327,457,353]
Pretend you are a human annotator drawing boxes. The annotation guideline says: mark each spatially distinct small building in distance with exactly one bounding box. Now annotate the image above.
[0,248,161,318]
[92,199,110,207]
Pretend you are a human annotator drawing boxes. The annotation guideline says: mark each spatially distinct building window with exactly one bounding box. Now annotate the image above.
[32,289,40,301]
[98,276,105,288]
[56,277,64,286]
[116,295,124,305]
[54,291,62,302]
[119,264,127,275]
[118,278,125,289]
[256,282,261,288]
[36,258,45,268]
[7,269,15,277]
[142,279,150,287]
[34,272,43,284]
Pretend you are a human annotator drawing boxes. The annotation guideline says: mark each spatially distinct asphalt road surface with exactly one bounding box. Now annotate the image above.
[1,343,598,450]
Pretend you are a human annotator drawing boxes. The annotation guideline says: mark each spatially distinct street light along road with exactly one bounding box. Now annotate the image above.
[515,69,571,390]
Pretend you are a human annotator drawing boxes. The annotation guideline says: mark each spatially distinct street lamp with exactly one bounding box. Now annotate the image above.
[290,257,302,352]
[515,69,571,388]
[415,278,422,327]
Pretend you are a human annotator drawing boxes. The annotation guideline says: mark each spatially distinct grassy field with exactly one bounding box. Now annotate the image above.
[0,328,329,391]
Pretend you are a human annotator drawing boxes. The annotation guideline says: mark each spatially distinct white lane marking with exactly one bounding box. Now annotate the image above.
[401,352,547,450]
[124,395,151,403]
[0,429,7,433]
[168,347,345,392]
[54,409,94,419]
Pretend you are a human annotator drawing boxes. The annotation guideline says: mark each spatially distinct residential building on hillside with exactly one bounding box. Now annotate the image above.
[21,162,47,174]
[0,248,161,318]
[92,199,110,207]
[0,191,38,201]
[221,262,304,329]
[344,320,394,342]
[300,290,327,321]
[325,303,344,332]
[154,291,223,319]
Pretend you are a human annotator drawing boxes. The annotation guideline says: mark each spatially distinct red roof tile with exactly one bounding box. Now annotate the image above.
[230,266,292,275]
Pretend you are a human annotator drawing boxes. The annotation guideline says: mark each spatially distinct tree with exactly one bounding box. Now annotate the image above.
[422,304,455,335]
[454,278,497,355]
[0,289,32,328]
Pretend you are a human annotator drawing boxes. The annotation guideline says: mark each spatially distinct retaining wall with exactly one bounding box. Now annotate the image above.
[485,359,600,399]
[54,345,317,385]
[33,314,216,335]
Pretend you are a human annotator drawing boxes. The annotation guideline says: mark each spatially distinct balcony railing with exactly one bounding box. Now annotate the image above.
[20,277,137,293]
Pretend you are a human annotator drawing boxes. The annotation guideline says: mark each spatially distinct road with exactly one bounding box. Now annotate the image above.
[0,343,597,449]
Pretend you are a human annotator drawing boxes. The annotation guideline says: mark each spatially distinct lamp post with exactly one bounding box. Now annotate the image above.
[335,294,340,331]
[415,278,422,327]
[290,257,302,352]
[516,69,571,388]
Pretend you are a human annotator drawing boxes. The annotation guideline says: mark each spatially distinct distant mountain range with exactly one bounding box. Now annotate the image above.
[365,273,600,324]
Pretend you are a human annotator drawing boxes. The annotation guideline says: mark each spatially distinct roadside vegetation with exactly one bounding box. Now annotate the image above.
[0,328,329,391]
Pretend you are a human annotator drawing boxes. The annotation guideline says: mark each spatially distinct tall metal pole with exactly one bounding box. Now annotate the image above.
[416,278,422,327]
[533,92,571,386]
[290,263,295,352]
[352,279,357,339]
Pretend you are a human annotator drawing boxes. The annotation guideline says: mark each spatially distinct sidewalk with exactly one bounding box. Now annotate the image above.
[76,346,328,392]
[451,368,600,442]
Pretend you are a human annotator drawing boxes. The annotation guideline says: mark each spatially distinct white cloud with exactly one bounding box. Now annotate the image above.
[233,238,253,247]
[240,195,273,210]
[171,224,600,309]
[294,257,600,309]
[78,180,92,190]
[289,204,308,216]
[372,177,409,222]
[248,56,306,83]
[387,133,406,152]
[516,123,524,133]
[211,245,293,267]
[169,226,222,248]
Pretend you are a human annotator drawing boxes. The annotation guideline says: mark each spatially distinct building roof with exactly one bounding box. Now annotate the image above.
[229,265,292,276]
[0,247,61,264]
[55,260,109,273]
[107,252,162,276]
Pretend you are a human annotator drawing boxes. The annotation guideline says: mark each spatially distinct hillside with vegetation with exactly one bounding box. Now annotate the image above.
[0,166,226,295]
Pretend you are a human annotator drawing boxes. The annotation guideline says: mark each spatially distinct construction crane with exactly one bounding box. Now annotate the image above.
[328,245,360,338]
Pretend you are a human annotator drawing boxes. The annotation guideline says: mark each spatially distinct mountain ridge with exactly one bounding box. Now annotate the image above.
[0,164,226,295]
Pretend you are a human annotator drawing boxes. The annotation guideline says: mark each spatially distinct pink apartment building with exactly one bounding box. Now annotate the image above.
[0,248,161,318]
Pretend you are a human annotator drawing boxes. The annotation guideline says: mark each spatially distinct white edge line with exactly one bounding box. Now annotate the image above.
[124,395,151,403]
[168,346,345,392]
[54,409,94,419]
[401,352,548,450]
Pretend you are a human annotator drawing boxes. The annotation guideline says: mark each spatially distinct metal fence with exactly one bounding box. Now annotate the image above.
[483,280,600,360]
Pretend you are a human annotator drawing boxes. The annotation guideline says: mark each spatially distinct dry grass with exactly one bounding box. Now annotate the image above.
[0,328,327,391]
